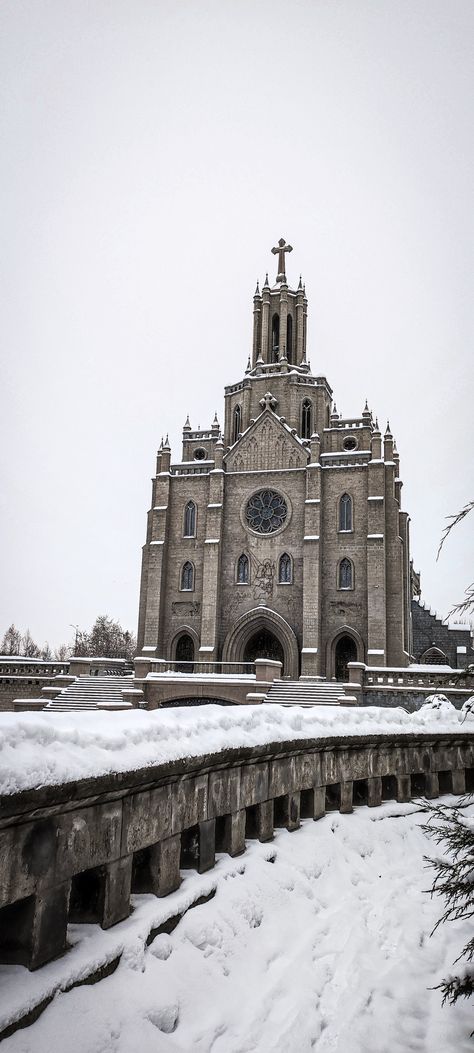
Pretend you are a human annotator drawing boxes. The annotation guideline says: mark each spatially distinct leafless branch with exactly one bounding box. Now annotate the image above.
[437,501,474,561]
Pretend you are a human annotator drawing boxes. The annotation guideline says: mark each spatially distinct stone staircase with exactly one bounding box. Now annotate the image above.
[44,675,134,712]
[264,679,352,707]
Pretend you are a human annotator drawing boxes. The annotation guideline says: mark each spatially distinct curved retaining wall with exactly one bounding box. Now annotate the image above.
[0,730,473,971]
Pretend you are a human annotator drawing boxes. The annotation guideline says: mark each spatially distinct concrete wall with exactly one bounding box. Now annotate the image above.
[1,730,472,974]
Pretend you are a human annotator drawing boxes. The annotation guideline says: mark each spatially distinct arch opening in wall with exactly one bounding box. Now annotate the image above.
[271,314,280,362]
[286,315,293,363]
[278,552,292,584]
[338,493,353,532]
[233,405,242,444]
[237,553,249,584]
[175,633,195,672]
[222,607,300,679]
[301,398,312,440]
[180,561,195,591]
[334,635,357,681]
[338,558,353,590]
[243,629,285,672]
[420,646,447,666]
[184,501,196,537]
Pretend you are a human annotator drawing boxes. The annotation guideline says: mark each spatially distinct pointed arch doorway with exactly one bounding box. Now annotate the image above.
[243,629,285,672]
[334,635,357,681]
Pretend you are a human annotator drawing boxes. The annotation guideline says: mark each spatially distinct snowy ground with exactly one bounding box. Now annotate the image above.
[0,697,472,795]
[1,800,472,1053]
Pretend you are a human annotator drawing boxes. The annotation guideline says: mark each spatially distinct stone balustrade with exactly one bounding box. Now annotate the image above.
[0,729,472,972]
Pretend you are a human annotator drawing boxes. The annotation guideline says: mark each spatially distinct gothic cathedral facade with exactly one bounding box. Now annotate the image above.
[137,241,412,680]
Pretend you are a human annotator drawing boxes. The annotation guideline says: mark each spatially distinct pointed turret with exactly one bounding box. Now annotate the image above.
[183,415,191,432]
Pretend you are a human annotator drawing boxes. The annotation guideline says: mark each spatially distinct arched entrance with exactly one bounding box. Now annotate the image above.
[175,633,195,673]
[243,629,285,671]
[222,607,300,679]
[335,635,357,681]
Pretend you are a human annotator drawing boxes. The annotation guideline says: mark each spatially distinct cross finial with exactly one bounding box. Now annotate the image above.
[271,237,293,283]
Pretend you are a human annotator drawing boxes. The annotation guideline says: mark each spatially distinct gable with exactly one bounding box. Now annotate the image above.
[225,411,308,473]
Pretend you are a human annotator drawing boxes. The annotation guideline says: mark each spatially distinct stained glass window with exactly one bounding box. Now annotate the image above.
[245,490,288,534]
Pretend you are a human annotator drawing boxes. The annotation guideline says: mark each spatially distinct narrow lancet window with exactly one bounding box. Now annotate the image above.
[338,558,353,590]
[233,404,241,444]
[279,553,292,584]
[339,493,352,532]
[184,501,196,537]
[237,553,249,584]
[181,561,194,591]
[301,398,312,439]
[271,314,280,362]
[286,315,293,363]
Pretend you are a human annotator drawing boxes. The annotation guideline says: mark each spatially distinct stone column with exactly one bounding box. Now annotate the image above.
[199,444,224,661]
[302,442,322,675]
[149,835,182,897]
[102,856,133,929]
[29,880,71,970]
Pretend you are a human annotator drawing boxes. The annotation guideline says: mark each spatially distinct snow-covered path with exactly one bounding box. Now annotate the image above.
[1,800,472,1052]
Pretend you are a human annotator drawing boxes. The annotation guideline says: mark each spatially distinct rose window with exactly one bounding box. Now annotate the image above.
[245,490,288,534]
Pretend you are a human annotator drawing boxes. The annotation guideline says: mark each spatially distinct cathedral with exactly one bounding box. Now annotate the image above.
[137,240,413,681]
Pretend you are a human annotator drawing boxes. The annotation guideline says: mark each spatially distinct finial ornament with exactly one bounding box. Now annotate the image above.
[298,275,303,290]
[271,237,293,283]
[254,280,260,296]
[183,415,191,430]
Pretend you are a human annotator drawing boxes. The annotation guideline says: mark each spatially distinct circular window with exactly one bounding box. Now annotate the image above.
[342,436,358,451]
[245,489,288,534]
[193,448,207,460]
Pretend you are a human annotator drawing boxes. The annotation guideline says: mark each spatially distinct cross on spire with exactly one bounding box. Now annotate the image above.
[271,237,293,283]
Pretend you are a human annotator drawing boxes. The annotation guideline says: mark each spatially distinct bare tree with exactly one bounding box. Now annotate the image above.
[0,624,22,656]
[437,500,474,619]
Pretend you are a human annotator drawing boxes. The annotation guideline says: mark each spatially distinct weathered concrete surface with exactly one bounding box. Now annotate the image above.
[0,730,473,969]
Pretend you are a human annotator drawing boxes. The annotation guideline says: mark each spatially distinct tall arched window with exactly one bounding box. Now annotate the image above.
[279,552,292,584]
[286,315,293,363]
[271,313,280,362]
[237,553,249,584]
[233,404,241,444]
[338,493,353,532]
[338,558,353,590]
[180,561,194,591]
[184,501,196,537]
[301,398,312,439]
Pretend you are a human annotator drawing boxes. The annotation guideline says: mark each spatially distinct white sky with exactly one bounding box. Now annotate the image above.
[0,0,473,650]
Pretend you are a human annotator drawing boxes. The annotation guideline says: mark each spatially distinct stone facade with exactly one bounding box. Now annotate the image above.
[137,242,413,679]
[411,599,473,669]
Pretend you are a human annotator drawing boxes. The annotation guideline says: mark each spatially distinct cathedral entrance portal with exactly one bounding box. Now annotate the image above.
[334,635,357,681]
[175,633,195,673]
[243,629,285,673]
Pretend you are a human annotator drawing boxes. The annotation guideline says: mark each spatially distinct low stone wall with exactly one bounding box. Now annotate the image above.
[0,730,472,972]
[0,677,58,713]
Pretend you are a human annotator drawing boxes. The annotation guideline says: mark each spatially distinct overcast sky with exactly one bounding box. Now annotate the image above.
[1,0,473,651]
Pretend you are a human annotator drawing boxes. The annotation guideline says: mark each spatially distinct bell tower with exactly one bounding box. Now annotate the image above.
[252,239,308,368]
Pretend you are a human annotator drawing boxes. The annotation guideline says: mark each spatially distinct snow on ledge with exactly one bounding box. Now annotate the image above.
[0,699,473,797]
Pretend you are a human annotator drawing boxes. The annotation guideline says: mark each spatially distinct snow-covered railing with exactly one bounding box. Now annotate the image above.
[0,704,473,979]
[147,660,256,676]
[0,660,69,678]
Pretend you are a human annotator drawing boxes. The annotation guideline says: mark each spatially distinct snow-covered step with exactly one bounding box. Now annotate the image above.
[44,675,134,712]
[264,679,349,707]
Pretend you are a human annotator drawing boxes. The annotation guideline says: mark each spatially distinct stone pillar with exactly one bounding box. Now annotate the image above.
[198,819,216,873]
[366,444,387,666]
[275,792,301,831]
[102,856,133,929]
[313,786,326,820]
[302,453,322,675]
[425,772,439,799]
[141,465,171,656]
[256,801,274,842]
[452,769,466,794]
[252,291,261,366]
[149,835,181,897]
[279,284,288,361]
[222,810,246,857]
[295,289,304,364]
[261,286,270,363]
[29,881,71,970]
[368,777,382,808]
[199,452,224,660]
[340,781,353,814]
[396,775,411,803]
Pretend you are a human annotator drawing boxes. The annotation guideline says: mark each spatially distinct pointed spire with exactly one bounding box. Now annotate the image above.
[385,420,392,436]
[263,272,270,289]
[212,412,219,431]
[254,280,260,296]
[183,415,191,431]
[245,355,251,373]
[298,274,303,290]
[159,436,163,449]
[374,417,379,431]
[163,433,170,449]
